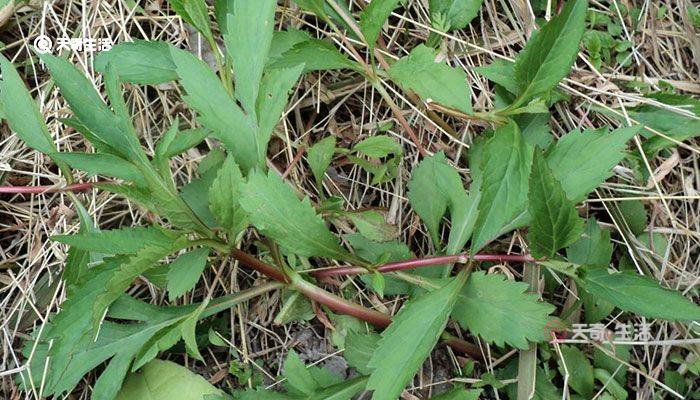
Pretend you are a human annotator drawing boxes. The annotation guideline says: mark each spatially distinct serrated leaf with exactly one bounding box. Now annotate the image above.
[528,152,584,258]
[407,152,466,246]
[53,226,179,255]
[115,359,223,400]
[94,40,178,84]
[307,136,336,186]
[169,46,260,172]
[546,126,638,201]
[157,128,210,159]
[167,248,210,301]
[366,275,466,400]
[348,210,398,242]
[208,155,248,237]
[0,54,56,155]
[38,53,146,163]
[451,271,555,349]
[557,345,594,398]
[51,152,146,186]
[567,218,612,266]
[576,267,700,321]
[62,201,100,287]
[512,0,587,107]
[268,28,312,65]
[359,0,401,50]
[344,330,380,374]
[429,0,483,31]
[256,65,304,150]
[471,120,533,252]
[240,171,351,260]
[224,0,276,115]
[270,38,361,72]
[473,59,518,95]
[353,135,402,158]
[626,93,700,154]
[389,45,472,114]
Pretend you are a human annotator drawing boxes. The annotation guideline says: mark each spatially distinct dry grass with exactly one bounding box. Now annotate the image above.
[0,0,698,399]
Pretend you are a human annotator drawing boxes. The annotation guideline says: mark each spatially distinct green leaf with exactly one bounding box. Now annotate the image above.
[345,233,414,295]
[557,345,594,398]
[268,28,312,65]
[451,271,554,349]
[38,53,146,163]
[270,38,361,72]
[567,218,612,266]
[307,136,336,186]
[51,152,146,186]
[53,226,179,255]
[116,359,223,400]
[366,275,466,400]
[527,151,584,258]
[348,210,398,242]
[593,343,630,384]
[429,0,483,31]
[616,199,647,235]
[208,155,248,237]
[473,59,518,95]
[353,135,402,158]
[546,126,638,202]
[284,350,318,395]
[577,267,700,321]
[224,0,276,115]
[157,128,210,159]
[0,54,56,154]
[516,112,552,149]
[359,0,401,50]
[240,171,352,260]
[512,0,588,107]
[94,40,178,84]
[407,152,467,246]
[389,45,472,114]
[169,46,260,171]
[471,120,533,251]
[256,65,304,150]
[344,330,380,374]
[429,386,481,400]
[167,248,210,301]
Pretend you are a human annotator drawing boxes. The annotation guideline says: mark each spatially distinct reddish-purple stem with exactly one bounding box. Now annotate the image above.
[314,253,536,280]
[0,182,94,194]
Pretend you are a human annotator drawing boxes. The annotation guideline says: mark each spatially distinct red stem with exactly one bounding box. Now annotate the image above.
[0,182,94,194]
[230,249,290,283]
[314,253,535,280]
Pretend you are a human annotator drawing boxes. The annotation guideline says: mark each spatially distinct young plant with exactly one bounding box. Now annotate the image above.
[2,0,698,399]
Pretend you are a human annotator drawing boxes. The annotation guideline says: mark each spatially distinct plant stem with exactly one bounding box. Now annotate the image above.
[201,281,285,319]
[516,263,539,400]
[229,248,290,283]
[314,252,536,279]
[0,182,94,194]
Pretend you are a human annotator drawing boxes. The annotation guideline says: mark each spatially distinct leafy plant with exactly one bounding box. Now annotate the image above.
[2,0,699,399]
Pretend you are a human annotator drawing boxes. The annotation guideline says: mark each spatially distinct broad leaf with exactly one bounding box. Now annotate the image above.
[556,345,594,398]
[224,0,276,115]
[208,155,248,237]
[348,211,398,242]
[0,54,56,154]
[344,330,380,374]
[39,53,146,163]
[51,152,146,186]
[156,128,210,159]
[389,45,472,114]
[115,359,224,400]
[471,120,533,251]
[167,248,210,301]
[512,0,587,107]
[53,226,179,255]
[359,0,401,50]
[94,40,178,84]
[353,135,402,158]
[366,275,466,400]
[546,126,638,201]
[240,171,352,260]
[567,218,612,266]
[429,0,483,31]
[169,47,260,171]
[307,136,336,186]
[270,38,361,72]
[527,152,584,258]
[268,28,312,64]
[576,267,700,321]
[452,271,555,349]
[473,59,518,95]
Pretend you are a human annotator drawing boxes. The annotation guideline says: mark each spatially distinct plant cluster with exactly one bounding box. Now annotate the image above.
[1,0,699,399]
